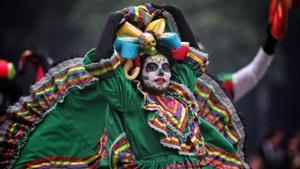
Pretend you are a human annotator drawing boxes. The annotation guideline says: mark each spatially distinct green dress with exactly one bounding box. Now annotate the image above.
[0,47,248,168]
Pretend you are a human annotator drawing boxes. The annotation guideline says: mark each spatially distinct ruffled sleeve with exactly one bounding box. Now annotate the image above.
[183,47,208,76]
[83,49,121,79]
[0,57,98,169]
[171,47,208,92]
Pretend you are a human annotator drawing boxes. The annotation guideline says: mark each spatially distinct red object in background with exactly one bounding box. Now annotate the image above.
[269,0,289,39]
[0,60,9,79]
[35,64,45,82]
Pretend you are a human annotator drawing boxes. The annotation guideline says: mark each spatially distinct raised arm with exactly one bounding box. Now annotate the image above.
[219,0,290,102]
[83,11,138,111]
[83,11,124,79]
[149,4,208,91]
[232,30,276,102]
[218,27,278,102]
[231,0,289,102]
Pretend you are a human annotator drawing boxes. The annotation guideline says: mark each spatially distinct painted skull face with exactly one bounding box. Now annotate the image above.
[141,54,171,94]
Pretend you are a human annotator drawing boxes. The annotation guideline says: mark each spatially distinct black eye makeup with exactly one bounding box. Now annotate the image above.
[145,62,159,72]
[162,63,170,72]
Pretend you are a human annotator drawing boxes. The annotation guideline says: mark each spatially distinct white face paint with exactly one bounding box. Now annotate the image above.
[141,54,171,93]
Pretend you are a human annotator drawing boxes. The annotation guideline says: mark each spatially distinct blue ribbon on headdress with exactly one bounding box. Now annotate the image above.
[114,35,140,59]
[114,32,182,59]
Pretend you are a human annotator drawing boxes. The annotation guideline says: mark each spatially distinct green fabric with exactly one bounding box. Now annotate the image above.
[172,63,197,92]
[14,85,108,168]
[14,51,239,168]
[95,68,178,159]
[200,117,237,154]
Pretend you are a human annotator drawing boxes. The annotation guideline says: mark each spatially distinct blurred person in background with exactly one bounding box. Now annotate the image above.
[288,131,300,169]
[249,129,300,169]
[18,50,53,83]
[0,50,52,120]
[249,153,264,169]
[258,129,289,169]
[0,59,19,123]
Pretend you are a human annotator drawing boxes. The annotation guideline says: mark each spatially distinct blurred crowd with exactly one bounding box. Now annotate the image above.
[249,129,300,169]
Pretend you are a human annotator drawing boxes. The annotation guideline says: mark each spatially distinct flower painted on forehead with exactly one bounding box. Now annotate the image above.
[149,54,166,62]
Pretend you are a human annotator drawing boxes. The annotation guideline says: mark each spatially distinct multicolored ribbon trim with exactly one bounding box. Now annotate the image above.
[83,49,121,78]
[109,133,138,169]
[22,131,108,169]
[0,57,97,169]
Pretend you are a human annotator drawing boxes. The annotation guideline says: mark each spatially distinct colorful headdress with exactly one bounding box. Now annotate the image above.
[115,4,189,80]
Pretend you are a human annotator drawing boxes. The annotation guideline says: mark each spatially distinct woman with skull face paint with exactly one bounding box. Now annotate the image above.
[138,43,175,96]
[1,4,248,169]
[140,54,171,95]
